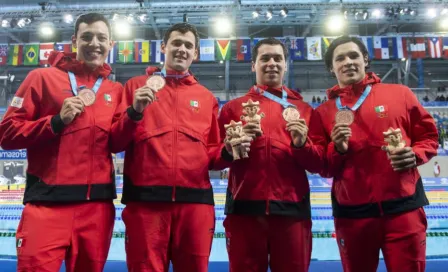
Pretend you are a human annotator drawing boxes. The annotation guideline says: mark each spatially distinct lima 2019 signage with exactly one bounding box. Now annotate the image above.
[0,150,27,160]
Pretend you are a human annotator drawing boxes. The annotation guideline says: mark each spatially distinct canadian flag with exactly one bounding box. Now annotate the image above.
[428,37,442,58]
[39,43,54,65]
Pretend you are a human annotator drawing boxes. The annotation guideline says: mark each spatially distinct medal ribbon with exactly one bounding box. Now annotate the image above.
[153,68,190,79]
[336,85,372,111]
[255,86,295,109]
[68,72,103,96]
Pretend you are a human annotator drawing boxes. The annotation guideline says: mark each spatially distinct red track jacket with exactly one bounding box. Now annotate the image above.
[315,72,438,218]
[111,67,221,205]
[0,51,123,203]
[217,85,326,218]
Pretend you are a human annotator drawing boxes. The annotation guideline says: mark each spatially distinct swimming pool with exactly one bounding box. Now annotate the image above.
[0,178,447,263]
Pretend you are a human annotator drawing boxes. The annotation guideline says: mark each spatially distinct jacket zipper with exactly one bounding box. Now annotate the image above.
[87,75,95,200]
[172,79,179,202]
[265,98,271,215]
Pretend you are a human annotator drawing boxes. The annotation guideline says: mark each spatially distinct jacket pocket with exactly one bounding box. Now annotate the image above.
[175,127,210,188]
[60,117,90,135]
[134,127,173,168]
[176,127,208,171]
[57,118,91,182]
[229,137,267,200]
[270,138,307,202]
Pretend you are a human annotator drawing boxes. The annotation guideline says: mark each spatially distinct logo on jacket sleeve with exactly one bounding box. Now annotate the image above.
[17,238,24,248]
[10,96,24,108]
[374,105,388,118]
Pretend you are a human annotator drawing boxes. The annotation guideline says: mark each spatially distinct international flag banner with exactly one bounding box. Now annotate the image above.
[24,44,39,66]
[410,38,426,59]
[55,43,72,53]
[361,36,374,59]
[134,40,150,63]
[306,37,322,60]
[428,37,442,58]
[39,43,54,65]
[118,41,134,63]
[236,39,251,61]
[289,38,305,61]
[215,40,231,61]
[373,37,390,59]
[0,44,8,66]
[151,40,165,63]
[199,39,215,61]
[7,44,23,66]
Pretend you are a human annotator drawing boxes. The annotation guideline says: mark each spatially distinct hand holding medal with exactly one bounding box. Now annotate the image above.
[282,107,307,148]
[331,110,354,152]
[331,85,372,153]
[287,120,308,148]
[60,96,85,125]
[335,109,354,125]
[131,77,163,114]
[331,123,351,153]
[62,72,102,125]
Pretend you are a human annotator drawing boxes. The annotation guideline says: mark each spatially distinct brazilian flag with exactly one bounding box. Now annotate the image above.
[24,44,39,66]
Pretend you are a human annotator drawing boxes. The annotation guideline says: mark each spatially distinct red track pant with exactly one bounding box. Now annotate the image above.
[335,207,427,272]
[16,201,115,272]
[122,202,215,272]
[224,214,312,272]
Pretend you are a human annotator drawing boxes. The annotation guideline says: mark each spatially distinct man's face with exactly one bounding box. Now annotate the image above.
[72,21,112,70]
[161,31,198,72]
[252,44,286,88]
[331,42,368,88]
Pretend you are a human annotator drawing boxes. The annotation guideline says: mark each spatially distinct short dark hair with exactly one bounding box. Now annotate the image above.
[324,36,370,72]
[163,23,200,49]
[74,13,111,38]
[252,37,288,62]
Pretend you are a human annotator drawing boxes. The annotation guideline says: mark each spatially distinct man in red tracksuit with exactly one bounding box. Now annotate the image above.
[0,13,126,272]
[110,23,222,272]
[217,38,325,272]
[315,36,438,272]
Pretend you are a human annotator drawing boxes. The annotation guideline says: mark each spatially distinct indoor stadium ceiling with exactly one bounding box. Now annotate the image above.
[0,0,447,34]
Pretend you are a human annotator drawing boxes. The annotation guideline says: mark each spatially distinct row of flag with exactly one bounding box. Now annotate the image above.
[1,36,448,66]
[0,39,232,66]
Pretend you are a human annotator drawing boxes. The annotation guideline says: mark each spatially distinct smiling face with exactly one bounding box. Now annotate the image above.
[331,42,368,88]
[161,30,198,73]
[72,20,112,70]
[252,44,287,88]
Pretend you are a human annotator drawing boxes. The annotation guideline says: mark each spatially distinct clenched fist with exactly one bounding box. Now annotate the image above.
[331,123,351,153]
[60,97,85,125]
[287,119,308,148]
[133,86,157,113]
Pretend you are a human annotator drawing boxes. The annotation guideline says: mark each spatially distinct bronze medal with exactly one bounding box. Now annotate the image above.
[335,109,354,125]
[282,107,300,122]
[78,88,96,106]
[146,75,166,91]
